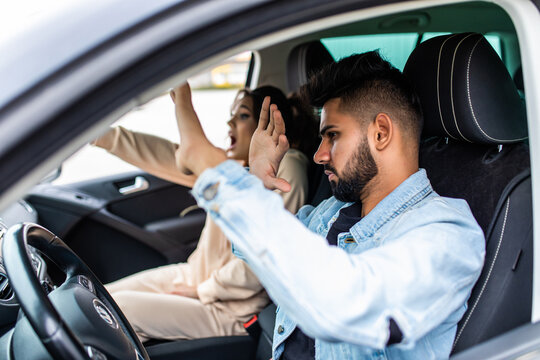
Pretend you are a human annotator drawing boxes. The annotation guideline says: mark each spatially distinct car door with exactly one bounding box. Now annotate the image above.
[20,53,250,284]
[26,170,205,283]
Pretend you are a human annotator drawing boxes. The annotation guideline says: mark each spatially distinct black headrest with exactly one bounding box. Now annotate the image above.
[287,41,334,92]
[404,33,527,145]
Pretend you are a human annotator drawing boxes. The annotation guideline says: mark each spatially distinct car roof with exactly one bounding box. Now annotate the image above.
[0,0,185,110]
[256,1,517,92]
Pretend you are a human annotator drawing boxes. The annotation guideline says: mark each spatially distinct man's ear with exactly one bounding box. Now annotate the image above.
[372,113,393,151]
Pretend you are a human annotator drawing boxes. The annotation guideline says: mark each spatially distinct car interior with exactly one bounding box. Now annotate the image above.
[0,1,533,359]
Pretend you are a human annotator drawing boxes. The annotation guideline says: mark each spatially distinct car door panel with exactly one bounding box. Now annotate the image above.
[26,171,205,283]
[451,321,540,360]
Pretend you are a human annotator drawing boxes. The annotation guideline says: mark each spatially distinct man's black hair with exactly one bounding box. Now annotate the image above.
[301,51,423,143]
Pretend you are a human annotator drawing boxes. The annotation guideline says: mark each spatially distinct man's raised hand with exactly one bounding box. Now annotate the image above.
[249,96,291,193]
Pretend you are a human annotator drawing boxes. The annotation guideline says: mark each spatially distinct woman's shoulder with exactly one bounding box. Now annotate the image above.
[277,149,309,180]
[282,148,309,167]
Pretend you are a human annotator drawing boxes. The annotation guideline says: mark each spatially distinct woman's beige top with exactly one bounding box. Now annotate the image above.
[94,126,309,319]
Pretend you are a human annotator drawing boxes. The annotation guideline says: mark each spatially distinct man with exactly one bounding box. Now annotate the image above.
[171,52,485,359]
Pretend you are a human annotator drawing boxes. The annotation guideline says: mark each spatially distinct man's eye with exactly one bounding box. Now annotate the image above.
[239,113,251,120]
[328,132,337,139]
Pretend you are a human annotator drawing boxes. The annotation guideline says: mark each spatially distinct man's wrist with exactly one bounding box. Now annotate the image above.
[192,160,251,204]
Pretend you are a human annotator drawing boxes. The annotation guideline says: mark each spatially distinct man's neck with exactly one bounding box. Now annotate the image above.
[359,165,418,217]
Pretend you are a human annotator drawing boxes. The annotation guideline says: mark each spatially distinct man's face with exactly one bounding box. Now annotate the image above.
[314,98,378,202]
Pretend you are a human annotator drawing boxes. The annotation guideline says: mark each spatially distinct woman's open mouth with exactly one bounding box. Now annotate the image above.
[227,135,237,151]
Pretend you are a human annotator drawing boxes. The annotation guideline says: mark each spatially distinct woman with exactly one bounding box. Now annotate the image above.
[93,83,318,342]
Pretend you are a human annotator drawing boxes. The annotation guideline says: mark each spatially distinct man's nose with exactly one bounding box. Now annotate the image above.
[227,118,235,128]
[313,141,330,164]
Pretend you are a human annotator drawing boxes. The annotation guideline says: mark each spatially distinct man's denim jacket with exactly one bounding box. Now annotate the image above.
[193,161,485,360]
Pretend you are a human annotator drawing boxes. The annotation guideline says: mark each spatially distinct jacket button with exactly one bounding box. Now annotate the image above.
[202,182,220,200]
[277,325,284,334]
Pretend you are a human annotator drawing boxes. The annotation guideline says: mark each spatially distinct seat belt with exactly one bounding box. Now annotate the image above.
[244,315,262,339]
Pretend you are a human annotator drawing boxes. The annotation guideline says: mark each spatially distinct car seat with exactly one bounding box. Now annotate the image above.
[403,32,531,354]
[287,40,335,206]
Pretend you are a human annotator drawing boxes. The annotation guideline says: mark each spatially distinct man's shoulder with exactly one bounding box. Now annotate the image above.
[403,192,482,233]
[420,193,474,216]
[376,193,485,263]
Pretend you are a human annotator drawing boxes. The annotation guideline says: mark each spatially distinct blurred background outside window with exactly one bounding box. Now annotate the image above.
[54,52,252,184]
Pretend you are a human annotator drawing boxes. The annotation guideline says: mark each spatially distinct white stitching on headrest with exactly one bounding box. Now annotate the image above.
[466,36,528,143]
[437,35,458,140]
[450,34,475,142]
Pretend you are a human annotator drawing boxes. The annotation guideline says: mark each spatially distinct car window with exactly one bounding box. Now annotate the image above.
[53,51,253,185]
[322,33,418,70]
[321,32,503,71]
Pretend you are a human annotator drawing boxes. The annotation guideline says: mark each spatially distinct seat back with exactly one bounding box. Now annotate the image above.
[253,303,277,360]
[403,33,531,354]
[287,40,335,93]
[287,40,334,206]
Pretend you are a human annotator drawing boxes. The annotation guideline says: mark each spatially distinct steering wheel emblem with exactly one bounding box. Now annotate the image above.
[93,299,118,329]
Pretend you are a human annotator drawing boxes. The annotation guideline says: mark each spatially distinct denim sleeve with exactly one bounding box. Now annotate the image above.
[193,161,484,349]
[231,203,315,261]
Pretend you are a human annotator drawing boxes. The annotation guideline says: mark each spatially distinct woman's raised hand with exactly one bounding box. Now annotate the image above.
[170,83,227,176]
[170,82,193,106]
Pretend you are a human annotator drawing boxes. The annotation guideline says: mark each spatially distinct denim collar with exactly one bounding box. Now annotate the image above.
[349,169,433,239]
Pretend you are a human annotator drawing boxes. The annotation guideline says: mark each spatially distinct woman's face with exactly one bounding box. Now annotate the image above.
[226,95,258,163]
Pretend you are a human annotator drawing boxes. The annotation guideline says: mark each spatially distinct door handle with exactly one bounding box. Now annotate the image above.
[118,176,149,195]
[179,205,202,218]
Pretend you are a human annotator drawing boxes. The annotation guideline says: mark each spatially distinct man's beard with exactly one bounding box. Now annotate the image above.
[326,139,378,202]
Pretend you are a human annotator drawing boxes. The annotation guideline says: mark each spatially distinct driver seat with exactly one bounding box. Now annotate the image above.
[403,33,531,354]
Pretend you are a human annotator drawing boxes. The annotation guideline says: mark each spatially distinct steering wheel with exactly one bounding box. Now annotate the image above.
[2,223,150,360]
